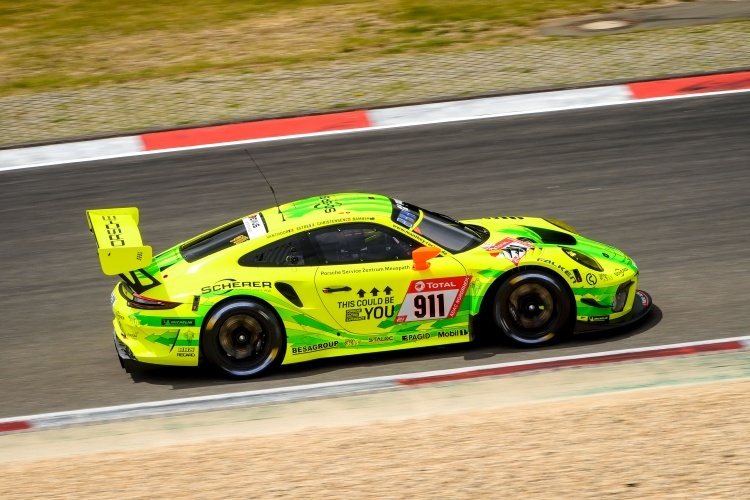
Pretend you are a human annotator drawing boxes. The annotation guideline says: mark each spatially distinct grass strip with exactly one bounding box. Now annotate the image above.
[1,0,673,97]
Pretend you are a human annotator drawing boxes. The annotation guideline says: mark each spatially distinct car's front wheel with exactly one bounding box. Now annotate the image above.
[201,299,286,377]
[493,270,573,347]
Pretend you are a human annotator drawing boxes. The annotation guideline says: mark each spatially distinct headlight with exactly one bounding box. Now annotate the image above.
[562,247,603,272]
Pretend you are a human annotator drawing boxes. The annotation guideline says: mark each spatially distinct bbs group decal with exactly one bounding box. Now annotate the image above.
[395,276,471,323]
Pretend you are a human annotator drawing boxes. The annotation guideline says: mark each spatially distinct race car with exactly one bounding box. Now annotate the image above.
[87,193,652,377]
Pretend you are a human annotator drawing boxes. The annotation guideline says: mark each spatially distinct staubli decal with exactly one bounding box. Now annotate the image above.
[395,276,471,323]
[368,335,393,344]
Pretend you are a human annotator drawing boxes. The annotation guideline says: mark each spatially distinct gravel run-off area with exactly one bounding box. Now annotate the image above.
[2,379,749,499]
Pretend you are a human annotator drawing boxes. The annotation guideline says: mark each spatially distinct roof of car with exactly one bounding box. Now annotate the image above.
[261,192,394,229]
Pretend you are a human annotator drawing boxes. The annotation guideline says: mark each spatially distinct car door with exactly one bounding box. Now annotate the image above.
[238,231,337,328]
[312,223,470,335]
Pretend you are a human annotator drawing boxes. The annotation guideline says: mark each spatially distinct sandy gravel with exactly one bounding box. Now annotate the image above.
[2,379,749,499]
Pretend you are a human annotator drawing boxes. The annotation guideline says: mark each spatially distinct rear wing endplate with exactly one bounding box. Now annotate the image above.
[86,208,153,276]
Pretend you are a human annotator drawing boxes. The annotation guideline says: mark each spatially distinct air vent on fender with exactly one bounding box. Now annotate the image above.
[522,227,577,246]
[275,282,303,307]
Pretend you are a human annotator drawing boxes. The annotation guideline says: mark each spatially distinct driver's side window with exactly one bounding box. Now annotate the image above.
[310,224,419,264]
[238,233,318,267]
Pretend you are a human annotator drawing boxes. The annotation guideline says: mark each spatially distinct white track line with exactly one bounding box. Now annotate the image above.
[1,335,748,432]
[1,86,749,173]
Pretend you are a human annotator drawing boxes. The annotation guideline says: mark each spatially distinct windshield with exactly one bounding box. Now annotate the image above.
[390,199,487,253]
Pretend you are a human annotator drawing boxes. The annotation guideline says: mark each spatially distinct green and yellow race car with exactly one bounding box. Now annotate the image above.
[87,193,651,377]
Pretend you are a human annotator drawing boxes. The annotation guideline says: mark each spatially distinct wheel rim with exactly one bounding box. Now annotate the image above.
[509,284,554,329]
[499,282,558,343]
[218,314,268,361]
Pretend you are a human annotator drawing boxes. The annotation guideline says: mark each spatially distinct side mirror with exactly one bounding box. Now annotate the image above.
[412,246,442,271]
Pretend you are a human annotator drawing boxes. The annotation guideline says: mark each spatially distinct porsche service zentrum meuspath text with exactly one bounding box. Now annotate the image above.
[87,193,651,377]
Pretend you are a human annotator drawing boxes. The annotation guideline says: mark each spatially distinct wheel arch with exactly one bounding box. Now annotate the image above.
[199,294,287,346]
[477,265,576,325]
[199,293,289,377]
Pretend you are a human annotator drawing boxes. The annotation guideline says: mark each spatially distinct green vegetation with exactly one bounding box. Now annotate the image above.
[0,0,670,97]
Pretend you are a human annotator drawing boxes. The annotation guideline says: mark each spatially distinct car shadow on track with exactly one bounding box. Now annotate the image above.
[126,305,662,390]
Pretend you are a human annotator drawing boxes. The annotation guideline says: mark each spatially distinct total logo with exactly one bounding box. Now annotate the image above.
[413,280,458,291]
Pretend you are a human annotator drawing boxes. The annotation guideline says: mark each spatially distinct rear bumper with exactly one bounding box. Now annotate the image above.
[575,290,653,333]
[111,284,201,367]
[113,331,136,364]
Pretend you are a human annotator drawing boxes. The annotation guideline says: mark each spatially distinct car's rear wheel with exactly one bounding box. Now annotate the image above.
[201,299,286,377]
[493,270,573,347]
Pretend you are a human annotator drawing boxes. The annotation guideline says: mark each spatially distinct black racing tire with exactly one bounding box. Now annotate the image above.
[201,299,286,378]
[493,270,574,347]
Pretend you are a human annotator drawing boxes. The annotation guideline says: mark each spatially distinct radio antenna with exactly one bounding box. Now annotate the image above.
[245,150,285,221]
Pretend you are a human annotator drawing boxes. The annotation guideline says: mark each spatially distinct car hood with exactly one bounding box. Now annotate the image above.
[460,216,633,268]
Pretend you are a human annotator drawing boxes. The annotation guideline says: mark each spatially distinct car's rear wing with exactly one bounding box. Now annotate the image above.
[86,208,153,276]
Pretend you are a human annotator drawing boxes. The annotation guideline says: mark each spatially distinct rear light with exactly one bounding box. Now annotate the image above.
[612,281,634,313]
[127,293,180,310]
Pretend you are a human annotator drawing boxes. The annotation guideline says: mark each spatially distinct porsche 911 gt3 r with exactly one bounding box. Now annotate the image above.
[87,193,652,377]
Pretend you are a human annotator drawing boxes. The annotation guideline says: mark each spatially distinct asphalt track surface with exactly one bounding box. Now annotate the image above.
[1,93,749,418]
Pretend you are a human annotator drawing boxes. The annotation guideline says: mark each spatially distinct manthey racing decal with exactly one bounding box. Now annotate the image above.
[482,237,534,266]
[395,276,471,323]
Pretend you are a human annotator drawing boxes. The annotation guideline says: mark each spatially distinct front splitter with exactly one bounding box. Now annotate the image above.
[575,290,653,333]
